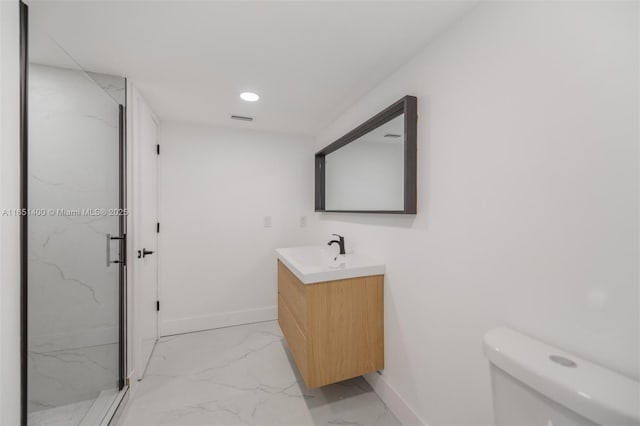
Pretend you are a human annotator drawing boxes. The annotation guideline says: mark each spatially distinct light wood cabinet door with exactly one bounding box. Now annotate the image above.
[277,260,384,389]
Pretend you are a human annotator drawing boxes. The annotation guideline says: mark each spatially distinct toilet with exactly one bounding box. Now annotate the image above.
[483,327,640,426]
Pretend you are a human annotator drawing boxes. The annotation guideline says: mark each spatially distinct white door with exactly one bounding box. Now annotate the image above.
[135,91,159,378]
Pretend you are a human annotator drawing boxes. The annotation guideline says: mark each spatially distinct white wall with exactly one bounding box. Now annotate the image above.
[158,123,316,336]
[315,2,639,425]
[0,1,22,424]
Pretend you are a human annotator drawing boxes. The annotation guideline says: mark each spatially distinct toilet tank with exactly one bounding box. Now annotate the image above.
[483,327,640,426]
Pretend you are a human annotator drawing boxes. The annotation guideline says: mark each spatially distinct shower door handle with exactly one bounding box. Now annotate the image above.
[107,234,126,266]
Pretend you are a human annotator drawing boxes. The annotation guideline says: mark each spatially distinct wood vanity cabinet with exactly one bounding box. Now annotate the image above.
[277,260,384,389]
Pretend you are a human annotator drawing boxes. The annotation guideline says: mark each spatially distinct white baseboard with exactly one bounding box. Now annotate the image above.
[159,305,278,337]
[363,372,427,426]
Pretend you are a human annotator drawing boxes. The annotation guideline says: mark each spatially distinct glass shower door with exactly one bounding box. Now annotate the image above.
[27,17,126,426]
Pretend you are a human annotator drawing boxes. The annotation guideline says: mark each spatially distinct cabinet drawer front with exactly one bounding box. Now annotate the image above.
[278,295,309,386]
[277,261,307,334]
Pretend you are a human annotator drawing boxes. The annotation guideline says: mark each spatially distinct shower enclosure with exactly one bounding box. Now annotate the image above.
[23,4,127,425]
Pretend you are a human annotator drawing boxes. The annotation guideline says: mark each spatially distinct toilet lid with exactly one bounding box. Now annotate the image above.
[483,327,640,426]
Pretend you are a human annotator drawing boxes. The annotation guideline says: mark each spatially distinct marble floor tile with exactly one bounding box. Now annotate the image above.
[28,399,94,426]
[119,321,400,426]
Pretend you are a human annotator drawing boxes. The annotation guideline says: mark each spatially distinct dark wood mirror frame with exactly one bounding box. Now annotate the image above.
[315,95,417,214]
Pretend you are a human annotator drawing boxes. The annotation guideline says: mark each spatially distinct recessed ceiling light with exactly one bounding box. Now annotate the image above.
[240,92,260,102]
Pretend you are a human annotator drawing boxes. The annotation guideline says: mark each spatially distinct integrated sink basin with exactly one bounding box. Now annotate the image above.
[275,246,385,284]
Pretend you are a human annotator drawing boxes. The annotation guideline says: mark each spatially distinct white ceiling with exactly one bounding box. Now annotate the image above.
[27,1,475,136]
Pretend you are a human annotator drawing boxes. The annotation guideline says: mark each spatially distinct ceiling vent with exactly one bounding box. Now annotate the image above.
[230,115,254,122]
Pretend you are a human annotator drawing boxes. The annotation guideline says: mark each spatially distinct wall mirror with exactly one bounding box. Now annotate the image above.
[315,95,417,213]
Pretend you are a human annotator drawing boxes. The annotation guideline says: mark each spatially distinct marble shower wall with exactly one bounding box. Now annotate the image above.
[28,64,125,411]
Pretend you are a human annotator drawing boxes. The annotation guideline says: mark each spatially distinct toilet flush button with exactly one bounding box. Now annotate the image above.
[549,354,577,368]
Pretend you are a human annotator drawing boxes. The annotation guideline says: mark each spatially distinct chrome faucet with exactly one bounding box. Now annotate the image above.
[328,234,345,255]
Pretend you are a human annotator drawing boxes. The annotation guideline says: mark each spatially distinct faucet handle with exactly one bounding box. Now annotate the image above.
[332,233,344,241]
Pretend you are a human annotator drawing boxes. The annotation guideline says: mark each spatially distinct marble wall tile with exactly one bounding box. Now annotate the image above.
[87,71,126,106]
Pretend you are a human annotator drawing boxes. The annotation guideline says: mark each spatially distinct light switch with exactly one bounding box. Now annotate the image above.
[263,216,272,228]
[300,216,307,227]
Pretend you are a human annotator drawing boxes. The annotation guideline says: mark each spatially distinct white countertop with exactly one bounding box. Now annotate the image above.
[276,246,385,284]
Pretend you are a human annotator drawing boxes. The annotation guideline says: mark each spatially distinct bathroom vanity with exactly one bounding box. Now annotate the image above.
[276,246,385,389]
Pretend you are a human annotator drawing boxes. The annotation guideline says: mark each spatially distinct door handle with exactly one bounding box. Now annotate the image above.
[138,248,155,259]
